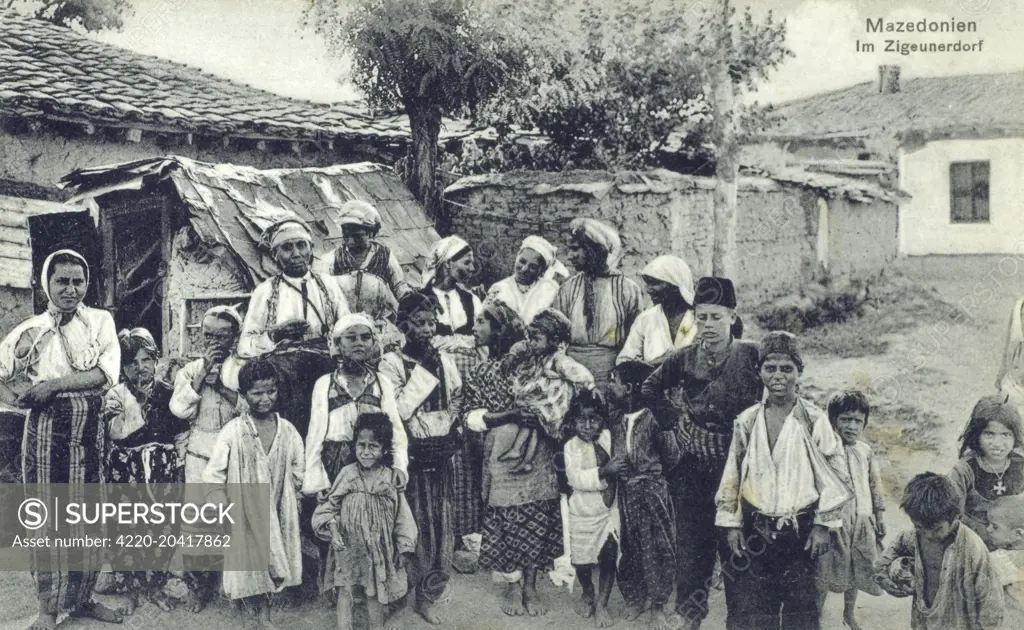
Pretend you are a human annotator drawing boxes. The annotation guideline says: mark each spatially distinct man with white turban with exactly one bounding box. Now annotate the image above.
[238,218,349,438]
[314,199,412,304]
[554,218,644,389]
[487,235,568,325]
[617,255,698,366]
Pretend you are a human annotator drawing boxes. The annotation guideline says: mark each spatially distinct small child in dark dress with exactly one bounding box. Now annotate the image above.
[949,395,1024,549]
[605,361,680,627]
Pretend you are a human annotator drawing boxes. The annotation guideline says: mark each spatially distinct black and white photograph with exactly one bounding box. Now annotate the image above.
[0,0,1022,628]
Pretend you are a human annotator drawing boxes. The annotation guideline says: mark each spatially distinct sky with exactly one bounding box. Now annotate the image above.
[89,0,1024,106]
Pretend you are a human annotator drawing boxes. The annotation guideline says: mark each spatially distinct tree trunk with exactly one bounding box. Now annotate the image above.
[710,0,738,278]
[405,99,444,228]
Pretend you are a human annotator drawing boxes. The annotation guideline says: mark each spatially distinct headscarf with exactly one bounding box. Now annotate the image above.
[569,218,623,272]
[422,236,471,287]
[203,304,244,330]
[530,308,572,346]
[336,200,382,230]
[329,313,377,357]
[759,331,804,372]
[519,235,569,283]
[264,219,313,250]
[118,328,159,359]
[41,249,89,314]
[480,300,527,358]
[642,255,695,305]
[396,291,438,325]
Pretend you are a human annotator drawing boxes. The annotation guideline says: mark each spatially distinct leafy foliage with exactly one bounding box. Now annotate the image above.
[8,0,131,31]
[460,0,793,174]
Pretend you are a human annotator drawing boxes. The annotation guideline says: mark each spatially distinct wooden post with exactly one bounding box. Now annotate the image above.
[710,0,738,278]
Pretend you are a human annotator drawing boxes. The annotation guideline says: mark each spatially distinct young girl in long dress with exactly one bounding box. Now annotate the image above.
[312,412,417,630]
[816,390,885,630]
[949,395,1024,549]
[202,358,305,625]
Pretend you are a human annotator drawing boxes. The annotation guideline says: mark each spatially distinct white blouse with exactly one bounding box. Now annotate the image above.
[238,272,349,358]
[0,306,119,387]
[616,306,697,365]
[487,276,559,325]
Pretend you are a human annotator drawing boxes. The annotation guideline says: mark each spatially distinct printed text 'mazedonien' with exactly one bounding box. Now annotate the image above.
[866,18,977,33]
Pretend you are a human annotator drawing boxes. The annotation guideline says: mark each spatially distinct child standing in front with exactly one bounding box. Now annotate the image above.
[312,412,417,630]
[816,390,886,630]
[985,494,1024,621]
[563,389,620,628]
[503,308,595,474]
[606,361,680,627]
[202,359,305,625]
[875,472,1004,629]
[949,395,1024,549]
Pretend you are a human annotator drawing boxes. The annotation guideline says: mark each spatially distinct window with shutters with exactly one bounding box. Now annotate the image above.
[950,161,990,223]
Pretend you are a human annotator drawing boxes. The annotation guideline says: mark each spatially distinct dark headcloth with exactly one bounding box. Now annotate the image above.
[759,330,804,371]
[695,277,737,309]
[482,300,528,346]
[530,309,573,346]
[396,291,438,324]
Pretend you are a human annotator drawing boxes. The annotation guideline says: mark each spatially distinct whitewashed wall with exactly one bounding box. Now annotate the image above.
[899,138,1024,255]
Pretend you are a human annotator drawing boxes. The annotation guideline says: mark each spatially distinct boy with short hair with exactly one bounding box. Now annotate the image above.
[875,472,1004,629]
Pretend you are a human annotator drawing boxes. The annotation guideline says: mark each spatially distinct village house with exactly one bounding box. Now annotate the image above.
[755,64,1024,257]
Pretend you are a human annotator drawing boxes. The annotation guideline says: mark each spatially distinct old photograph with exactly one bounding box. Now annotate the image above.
[0,0,1021,628]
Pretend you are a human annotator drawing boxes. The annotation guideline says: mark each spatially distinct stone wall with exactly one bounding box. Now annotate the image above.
[0,287,31,345]
[445,170,895,305]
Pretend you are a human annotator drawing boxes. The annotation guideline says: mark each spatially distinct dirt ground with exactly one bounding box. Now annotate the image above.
[3,255,1022,630]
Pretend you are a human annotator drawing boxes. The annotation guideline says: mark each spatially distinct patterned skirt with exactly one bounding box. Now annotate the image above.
[450,431,485,540]
[479,498,563,574]
[22,390,105,622]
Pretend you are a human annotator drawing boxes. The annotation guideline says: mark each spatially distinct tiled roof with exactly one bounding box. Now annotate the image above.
[61,158,439,285]
[762,71,1024,142]
[0,10,472,144]
[0,195,85,289]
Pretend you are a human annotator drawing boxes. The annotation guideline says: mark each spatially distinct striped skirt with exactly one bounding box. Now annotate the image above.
[22,390,105,622]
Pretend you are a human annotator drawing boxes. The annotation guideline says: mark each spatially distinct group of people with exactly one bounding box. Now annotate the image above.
[3,199,1024,630]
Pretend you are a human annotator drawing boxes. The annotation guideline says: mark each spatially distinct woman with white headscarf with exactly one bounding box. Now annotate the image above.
[616,255,698,366]
[487,235,568,325]
[0,249,124,627]
[554,218,644,389]
[423,235,485,376]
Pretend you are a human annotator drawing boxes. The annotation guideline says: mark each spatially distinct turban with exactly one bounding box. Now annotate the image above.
[482,300,527,342]
[695,277,738,310]
[265,219,313,250]
[642,255,696,305]
[336,200,382,230]
[422,236,471,286]
[203,304,244,328]
[519,235,570,282]
[569,218,622,270]
[329,313,377,357]
[759,331,804,371]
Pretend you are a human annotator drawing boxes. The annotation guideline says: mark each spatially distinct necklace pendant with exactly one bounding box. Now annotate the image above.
[994,480,1008,496]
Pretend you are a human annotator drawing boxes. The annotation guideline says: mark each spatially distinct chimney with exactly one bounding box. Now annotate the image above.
[879,65,901,94]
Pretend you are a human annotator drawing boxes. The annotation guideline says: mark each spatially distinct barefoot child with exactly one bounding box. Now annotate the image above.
[607,361,680,627]
[875,472,1004,629]
[949,396,1024,549]
[564,389,620,628]
[203,359,305,625]
[312,412,417,630]
[816,390,885,630]
[504,309,594,474]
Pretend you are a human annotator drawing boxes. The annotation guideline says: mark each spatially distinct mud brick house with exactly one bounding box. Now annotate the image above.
[756,65,1024,257]
[444,169,902,304]
[60,157,439,355]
